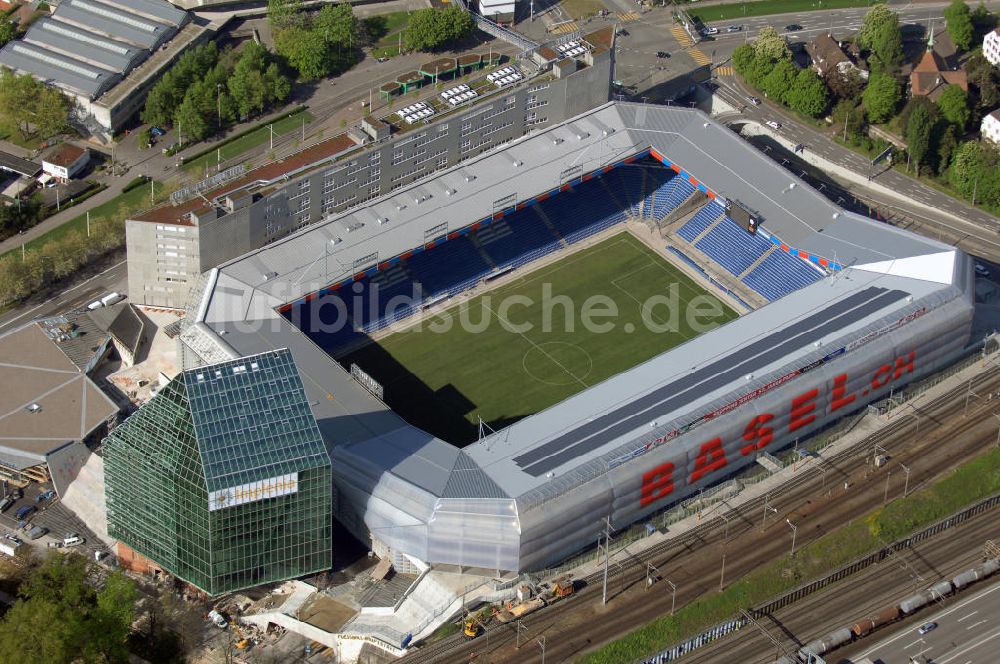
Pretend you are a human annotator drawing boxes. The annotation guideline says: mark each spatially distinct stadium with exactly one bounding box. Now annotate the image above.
[179,101,975,574]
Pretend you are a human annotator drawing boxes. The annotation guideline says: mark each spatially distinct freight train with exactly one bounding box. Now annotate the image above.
[777,558,1000,663]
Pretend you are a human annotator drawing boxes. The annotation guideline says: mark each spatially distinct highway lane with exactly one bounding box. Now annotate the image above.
[0,255,127,335]
[676,506,999,663]
[851,580,1000,664]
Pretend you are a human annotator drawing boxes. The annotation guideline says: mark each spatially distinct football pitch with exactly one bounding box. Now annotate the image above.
[342,232,739,444]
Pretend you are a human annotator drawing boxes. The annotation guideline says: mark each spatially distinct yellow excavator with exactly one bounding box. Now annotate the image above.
[463,614,482,639]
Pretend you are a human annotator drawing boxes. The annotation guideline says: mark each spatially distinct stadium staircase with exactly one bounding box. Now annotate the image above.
[742,249,823,301]
[677,202,726,243]
[529,205,569,246]
[739,245,778,278]
[466,228,501,270]
[650,177,698,220]
[694,215,774,278]
[641,167,674,217]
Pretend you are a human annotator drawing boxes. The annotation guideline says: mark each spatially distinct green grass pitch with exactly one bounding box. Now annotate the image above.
[342,232,739,445]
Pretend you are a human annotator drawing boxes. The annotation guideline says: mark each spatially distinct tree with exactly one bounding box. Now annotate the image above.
[0,16,16,47]
[33,86,68,138]
[948,140,999,204]
[899,95,937,136]
[267,0,305,29]
[402,7,473,52]
[0,553,138,664]
[937,84,970,130]
[0,70,68,140]
[905,102,933,175]
[761,59,797,103]
[944,0,974,52]
[315,3,359,50]
[862,71,901,123]
[732,43,756,74]
[831,99,866,141]
[751,25,791,63]
[826,68,867,101]
[275,26,331,80]
[966,50,1000,109]
[858,4,904,72]
[786,68,829,117]
[174,94,209,142]
[936,123,959,174]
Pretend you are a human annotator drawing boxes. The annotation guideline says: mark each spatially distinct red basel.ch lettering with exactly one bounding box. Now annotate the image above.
[789,388,819,433]
[640,462,675,507]
[689,438,728,483]
[741,413,774,456]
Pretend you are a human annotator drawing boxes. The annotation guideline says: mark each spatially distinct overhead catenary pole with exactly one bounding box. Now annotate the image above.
[602,515,611,605]
[900,462,911,498]
[785,518,797,558]
[883,469,892,504]
[86,210,90,237]
[269,124,274,151]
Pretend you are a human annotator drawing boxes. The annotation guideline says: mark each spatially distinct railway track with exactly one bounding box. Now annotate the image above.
[400,364,1000,664]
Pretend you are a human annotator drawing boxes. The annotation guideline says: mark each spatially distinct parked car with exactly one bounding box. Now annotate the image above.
[726,25,743,32]
[747,96,761,106]
[14,505,35,521]
[0,497,13,513]
[100,292,125,306]
[765,120,782,130]
[35,490,55,503]
[784,24,803,31]
[87,300,103,310]
[25,526,46,541]
[63,534,84,547]
[702,26,719,35]
[917,622,937,635]
[4,534,21,545]
[656,51,671,59]
[150,126,165,138]
[47,541,63,549]
[975,262,991,278]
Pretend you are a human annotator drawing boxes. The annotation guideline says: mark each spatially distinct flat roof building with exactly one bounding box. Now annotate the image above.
[0,0,190,137]
[104,348,333,595]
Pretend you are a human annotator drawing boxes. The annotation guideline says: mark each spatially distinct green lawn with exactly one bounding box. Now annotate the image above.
[2,182,164,259]
[342,233,738,444]
[692,0,878,23]
[367,11,412,59]
[560,0,606,21]
[183,111,314,176]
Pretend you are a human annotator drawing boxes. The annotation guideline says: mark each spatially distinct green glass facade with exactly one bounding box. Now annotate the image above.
[104,349,332,596]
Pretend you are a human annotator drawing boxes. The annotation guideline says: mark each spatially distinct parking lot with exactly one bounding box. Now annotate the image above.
[0,479,108,562]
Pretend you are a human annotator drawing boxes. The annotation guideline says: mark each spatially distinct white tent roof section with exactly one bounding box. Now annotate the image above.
[853,252,958,285]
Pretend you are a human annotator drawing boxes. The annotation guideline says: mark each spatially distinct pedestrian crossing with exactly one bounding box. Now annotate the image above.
[714,65,734,76]
[670,24,694,48]
[618,11,641,22]
[551,21,578,35]
[687,47,712,66]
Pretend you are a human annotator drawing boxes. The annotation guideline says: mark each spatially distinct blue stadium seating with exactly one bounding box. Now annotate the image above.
[742,248,823,301]
[475,211,562,267]
[651,178,697,218]
[406,235,493,296]
[540,178,627,238]
[604,166,648,216]
[284,163,684,351]
[641,167,674,216]
[694,217,774,277]
[677,202,725,243]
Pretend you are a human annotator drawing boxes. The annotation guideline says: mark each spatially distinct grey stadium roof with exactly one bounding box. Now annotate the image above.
[0,0,185,101]
[192,101,960,501]
[0,41,119,99]
[26,18,145,74]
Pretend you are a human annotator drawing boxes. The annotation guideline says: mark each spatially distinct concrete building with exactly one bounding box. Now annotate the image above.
[103,348,333,596]
[0,0,197,138]
[984,27,1000,66]
[126,28,615,309]
[0,315,119,488]
[42,143,89,182]
[982,109,1000,144]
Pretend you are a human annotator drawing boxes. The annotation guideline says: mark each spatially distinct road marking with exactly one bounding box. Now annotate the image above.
[958,611,979,622]
[966,619,988,630]
[858,584,1000,658]
[935,625,1000,663]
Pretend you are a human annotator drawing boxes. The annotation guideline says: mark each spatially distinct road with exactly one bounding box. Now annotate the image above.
[849,581,1000,664]
[674,507,999,663]
[0,255,127,335]
[401,365,1000,663]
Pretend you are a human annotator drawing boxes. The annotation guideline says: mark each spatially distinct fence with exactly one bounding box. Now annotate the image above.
[639,618,749,664]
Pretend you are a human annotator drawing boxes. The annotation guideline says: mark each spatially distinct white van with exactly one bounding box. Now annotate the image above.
[63,534,84,547]
[100,292,124,306]
[87,300,104,310]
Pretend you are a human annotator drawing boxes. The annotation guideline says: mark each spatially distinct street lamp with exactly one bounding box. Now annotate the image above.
[217,83,222,125]
[785,518,797,558]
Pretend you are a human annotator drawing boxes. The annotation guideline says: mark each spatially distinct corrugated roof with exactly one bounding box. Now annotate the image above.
[57,0,172,50]
[0,40,119,98]
[26,17,144,74]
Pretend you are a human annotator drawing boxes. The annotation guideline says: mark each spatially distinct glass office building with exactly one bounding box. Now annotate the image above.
[104,349,332,595]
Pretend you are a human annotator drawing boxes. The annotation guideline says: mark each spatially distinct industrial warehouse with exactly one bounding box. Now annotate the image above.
[174,100,974,580]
